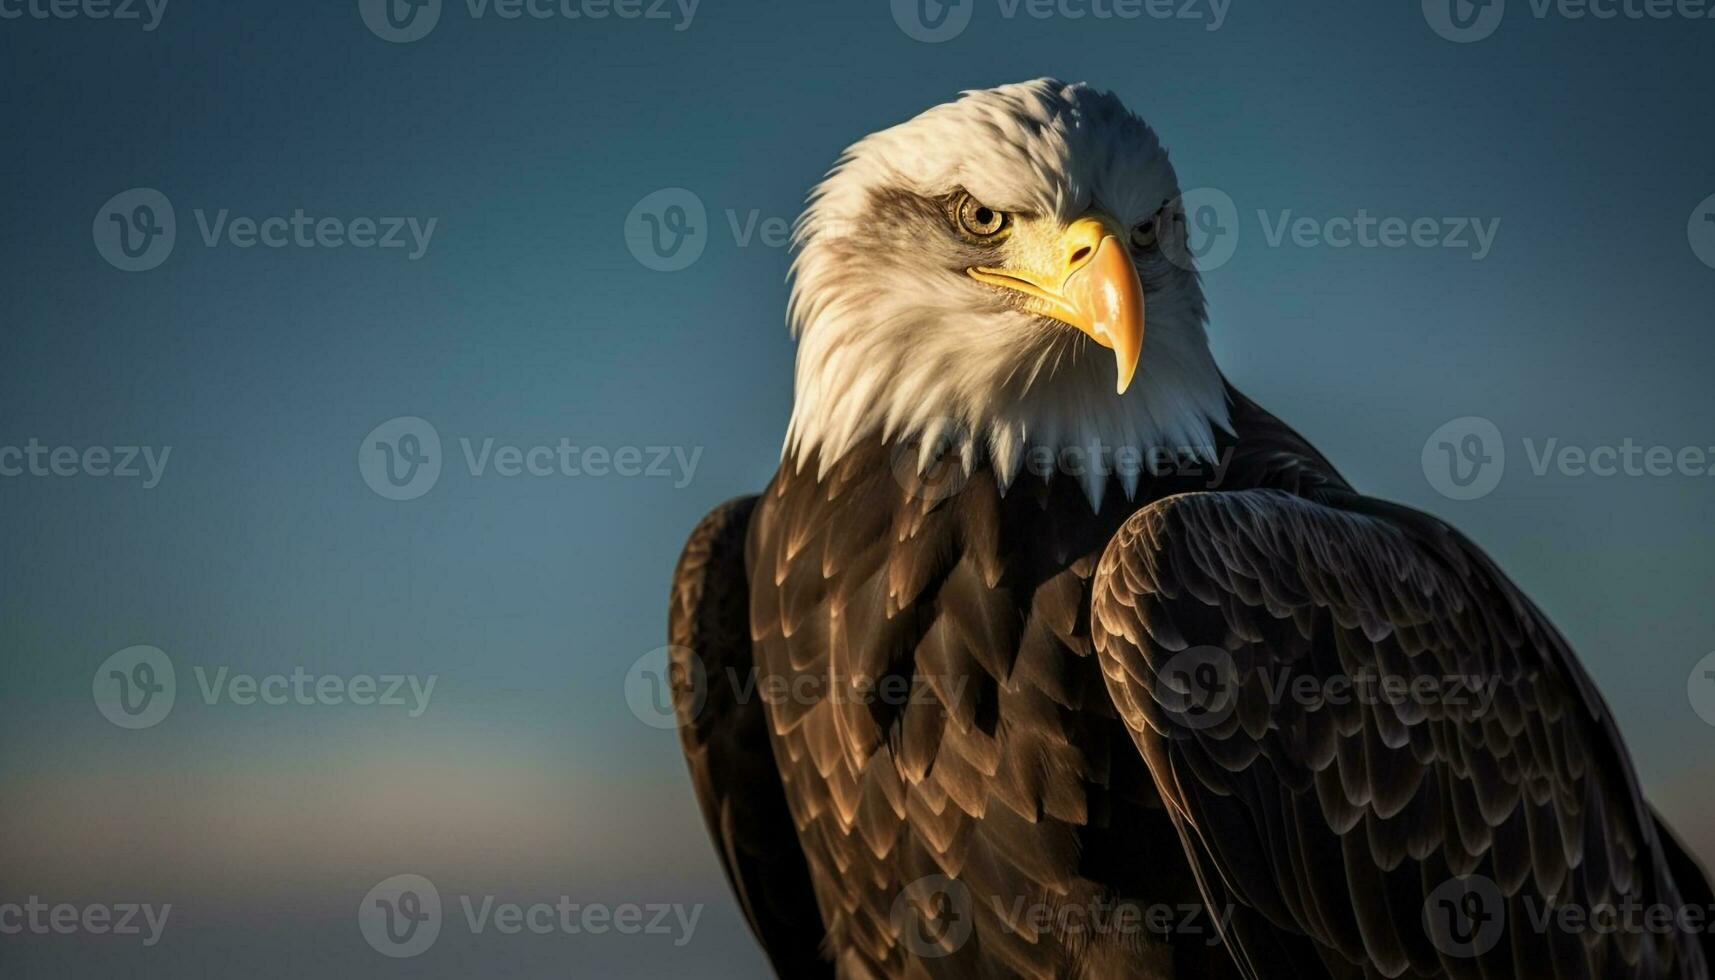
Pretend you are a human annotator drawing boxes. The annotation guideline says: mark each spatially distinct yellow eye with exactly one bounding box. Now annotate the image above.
[954,193,1010,240]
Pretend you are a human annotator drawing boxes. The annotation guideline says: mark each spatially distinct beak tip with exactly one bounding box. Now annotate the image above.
[1060,233,1144,400]
[1114,345,1140,396]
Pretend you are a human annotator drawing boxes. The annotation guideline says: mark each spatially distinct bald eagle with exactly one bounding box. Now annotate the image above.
[668,79,1713,979]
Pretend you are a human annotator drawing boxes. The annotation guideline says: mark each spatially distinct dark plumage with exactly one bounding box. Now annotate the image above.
[670,387,1714,978]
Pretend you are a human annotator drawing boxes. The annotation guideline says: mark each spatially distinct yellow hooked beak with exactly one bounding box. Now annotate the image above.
[968,214,1145,394]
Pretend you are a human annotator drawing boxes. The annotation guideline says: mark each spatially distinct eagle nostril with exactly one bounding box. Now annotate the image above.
[1068,245,1093,266]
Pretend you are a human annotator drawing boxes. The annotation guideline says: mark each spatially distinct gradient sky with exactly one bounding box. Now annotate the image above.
[3,0,1714,975]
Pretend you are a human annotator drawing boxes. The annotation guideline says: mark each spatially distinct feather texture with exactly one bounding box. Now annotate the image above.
[1091,483,1713,979]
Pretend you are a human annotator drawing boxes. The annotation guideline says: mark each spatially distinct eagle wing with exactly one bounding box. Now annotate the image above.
[669,496,831,978]
[1090,488,1711,979]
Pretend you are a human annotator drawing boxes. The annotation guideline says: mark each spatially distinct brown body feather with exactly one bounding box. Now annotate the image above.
[671,388,1713,979]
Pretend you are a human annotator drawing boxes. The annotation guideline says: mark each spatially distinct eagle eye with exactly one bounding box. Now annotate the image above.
[952,192,1010,241]
[1130,213,1163,253]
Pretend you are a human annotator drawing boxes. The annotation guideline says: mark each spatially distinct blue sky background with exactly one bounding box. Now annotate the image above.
[2,0,1714,975]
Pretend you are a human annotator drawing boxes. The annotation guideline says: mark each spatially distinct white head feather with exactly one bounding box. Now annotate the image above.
[783,79,1230,506]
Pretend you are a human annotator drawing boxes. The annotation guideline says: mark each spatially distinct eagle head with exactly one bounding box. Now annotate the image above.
[784,79,1231,503]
